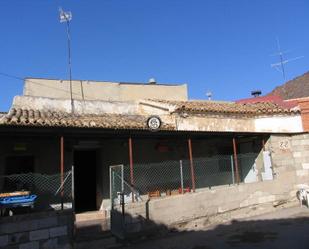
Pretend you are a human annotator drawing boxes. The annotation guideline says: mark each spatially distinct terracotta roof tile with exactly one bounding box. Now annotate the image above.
[149,99,299,115]
[0,108,174,130]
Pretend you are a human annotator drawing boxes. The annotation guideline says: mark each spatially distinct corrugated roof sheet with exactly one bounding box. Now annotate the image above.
[149,99,299,114]
[0,108,174,130]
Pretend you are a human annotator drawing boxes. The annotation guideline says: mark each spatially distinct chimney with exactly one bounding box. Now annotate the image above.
[251,90,262,98]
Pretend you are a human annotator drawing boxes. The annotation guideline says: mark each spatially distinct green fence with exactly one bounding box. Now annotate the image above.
[0,171,72,214]
[110,153,260,206]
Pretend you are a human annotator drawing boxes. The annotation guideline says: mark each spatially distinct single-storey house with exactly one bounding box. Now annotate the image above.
[1,78,309,244]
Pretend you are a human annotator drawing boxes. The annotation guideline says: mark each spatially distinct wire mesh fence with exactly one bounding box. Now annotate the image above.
[0,171,72,214]
[110,153,260,205]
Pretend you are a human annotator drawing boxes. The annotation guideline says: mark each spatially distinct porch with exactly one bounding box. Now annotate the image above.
[0,127,270,216]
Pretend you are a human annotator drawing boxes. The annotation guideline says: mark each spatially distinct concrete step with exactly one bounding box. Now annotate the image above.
[75,210,107,222]
[75,215,111,240]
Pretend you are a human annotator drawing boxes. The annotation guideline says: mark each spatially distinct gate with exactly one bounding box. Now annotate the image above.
[109,164,145,239]
[110,165,125,239]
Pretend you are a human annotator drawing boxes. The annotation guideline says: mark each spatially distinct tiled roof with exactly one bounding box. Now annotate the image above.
[0,108,174,130]
[149,99,299,115]
[236,95,298,109]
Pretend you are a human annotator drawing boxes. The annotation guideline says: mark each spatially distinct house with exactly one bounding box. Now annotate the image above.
[1,77,309,245]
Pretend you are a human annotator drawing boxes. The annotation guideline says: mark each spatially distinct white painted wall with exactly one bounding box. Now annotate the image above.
[12,96,139,115]
[24,78,188,101]
[8,96,304,134]
[254,115,303,133]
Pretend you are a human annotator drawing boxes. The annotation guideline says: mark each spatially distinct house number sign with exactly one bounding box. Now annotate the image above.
[279,139,290,150]
[147,116,161,131]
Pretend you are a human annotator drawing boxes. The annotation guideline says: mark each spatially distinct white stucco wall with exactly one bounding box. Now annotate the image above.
[175,114,303,133]
[12,96,139,115]
[23,78,188,101]
[9,96,304,134]
[254,115,303,133]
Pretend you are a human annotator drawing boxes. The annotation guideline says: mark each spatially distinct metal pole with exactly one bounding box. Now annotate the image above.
[230,155,235,185]
[232,137,240,184]
[109,166,113,210]
[262,138,266,151]
[128,137,134,202]
[188,138,196,192]
[112,170,115,207]
[60,136,64,210]
[179,160,184,194]
[121,164,124,193]
[65,18,74,113]
[71,165,75,214]
[121,193,125,219]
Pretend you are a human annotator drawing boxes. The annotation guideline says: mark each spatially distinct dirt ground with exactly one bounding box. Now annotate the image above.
[120,205,309,249]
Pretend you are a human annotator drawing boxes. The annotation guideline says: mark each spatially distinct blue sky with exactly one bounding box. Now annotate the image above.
[0,0,308,111]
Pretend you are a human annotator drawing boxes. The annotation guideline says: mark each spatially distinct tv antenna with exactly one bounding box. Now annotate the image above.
[271,38,304,81]
[206,91,212,100]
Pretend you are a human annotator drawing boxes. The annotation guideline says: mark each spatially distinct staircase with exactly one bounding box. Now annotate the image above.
[74,211,121,249]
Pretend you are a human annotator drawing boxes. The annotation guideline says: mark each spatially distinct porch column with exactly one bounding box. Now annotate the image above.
[187,138,196,192]
[232,137,240,184]
[128,137,134,185]
[60,136,64,210]
[128,137,134,202]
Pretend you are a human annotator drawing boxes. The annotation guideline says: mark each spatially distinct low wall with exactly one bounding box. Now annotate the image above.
[122,133,309,228]
[0,210,73,249]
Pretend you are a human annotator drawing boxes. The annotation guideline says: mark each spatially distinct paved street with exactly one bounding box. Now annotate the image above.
[120,206,309,249]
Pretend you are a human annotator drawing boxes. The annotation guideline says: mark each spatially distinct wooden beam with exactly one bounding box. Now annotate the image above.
[188,138,196,192]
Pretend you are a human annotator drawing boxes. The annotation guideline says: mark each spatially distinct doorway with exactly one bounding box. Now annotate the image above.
[74,150,97,213]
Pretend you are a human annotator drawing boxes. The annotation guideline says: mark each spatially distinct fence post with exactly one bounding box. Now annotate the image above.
[109,166,113,210]
[60,136,64,210]
[128,137,134,202]
[179,160,184,194]
[121,164,124,193]
[230,155,235,185]
[71,165,75,213]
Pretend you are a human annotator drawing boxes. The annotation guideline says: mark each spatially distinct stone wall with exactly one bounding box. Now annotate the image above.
[175,114,303,133]
[0,210,73,249]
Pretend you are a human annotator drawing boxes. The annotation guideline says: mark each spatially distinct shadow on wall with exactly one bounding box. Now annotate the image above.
[74,206,309,249]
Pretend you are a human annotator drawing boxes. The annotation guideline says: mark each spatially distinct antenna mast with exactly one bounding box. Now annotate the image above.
[271,38,304,81]
[59,7,74,113]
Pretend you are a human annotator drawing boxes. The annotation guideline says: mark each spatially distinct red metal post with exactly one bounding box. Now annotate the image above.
[188,138,196,192]
[128,137,134,201]
[232,137,240,184]
[60,136,64,210]
[129,137,134,185]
